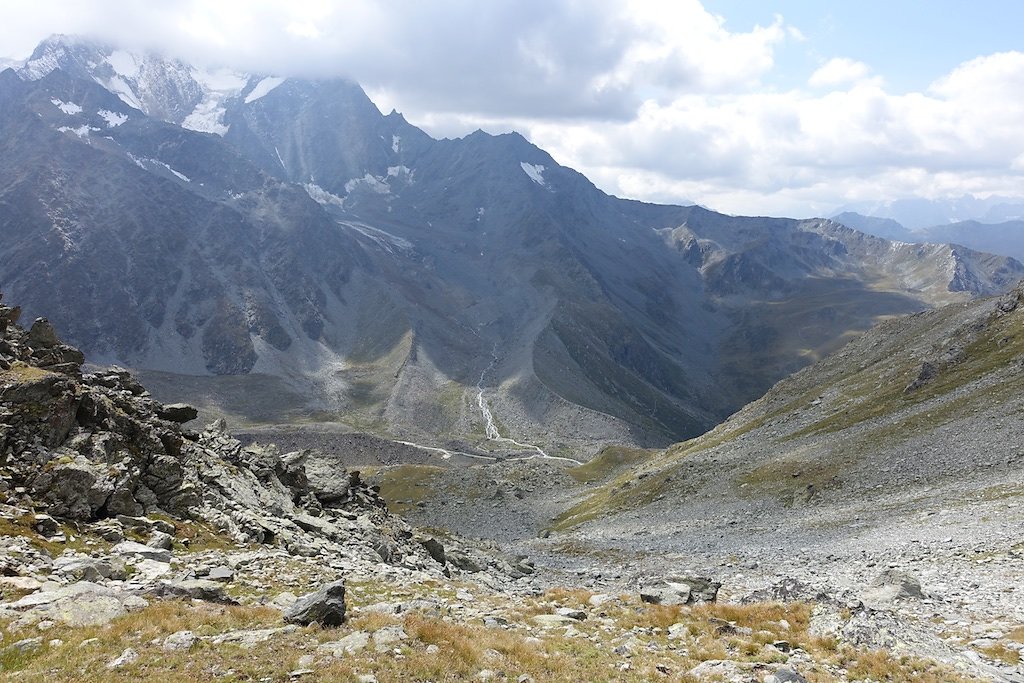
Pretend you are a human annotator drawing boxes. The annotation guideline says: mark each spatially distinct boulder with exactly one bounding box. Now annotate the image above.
[641,576,721,605]
[318,631,370,656]
[372,625,407,652]
[447,550,486,573]
[156,403,199,423]
[420,537,446,565]
[30,455,115,520]
[26,319,59,349]
[1,582,147,627]
[303,454,354,505]
[864,568,924,606]
[147,531,174,550]
[33,514,60,537]
[150,579,236,604]
[111,540,172,563]
[765,669,809,683]
[283,579,346,627]
[162,630,197,651]
[206,566,235,583]
[52,555,119,583]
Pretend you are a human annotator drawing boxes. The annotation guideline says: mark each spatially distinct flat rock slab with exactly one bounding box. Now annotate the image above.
[318,631,370,656]
[531,614,578,628]
[150,579,236,604]
[111,540,172,563]
[2,582,147,627]
[208,625,299,649]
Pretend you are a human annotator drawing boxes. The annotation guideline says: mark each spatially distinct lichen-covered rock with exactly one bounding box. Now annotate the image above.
[29,454,115,520]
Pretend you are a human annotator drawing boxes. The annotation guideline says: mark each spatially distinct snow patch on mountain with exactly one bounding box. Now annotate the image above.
[178,68,247,136]
[125,153,190,182]
[338,220,413,253]
[304,183,345,208]
[97,109,128,127]
[50,98,82,115]
[104,76,143,110]
[152,160,190,182]
[106,50,140,78]
[182,99,230,135]
[520,162,547,187]
[57,125,96,138]
[345,174,390,195]
[244,76,285,104]
[392,135,401,153]
[387,165,411,178]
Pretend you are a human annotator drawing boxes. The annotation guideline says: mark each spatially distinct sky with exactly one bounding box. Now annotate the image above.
[2,0,1023,218]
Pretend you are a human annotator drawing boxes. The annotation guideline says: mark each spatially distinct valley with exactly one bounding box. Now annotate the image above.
[0,31,1022,683]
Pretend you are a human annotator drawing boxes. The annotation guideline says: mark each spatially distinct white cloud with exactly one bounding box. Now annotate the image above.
[509,50,1024,216]
[808,57,872,87]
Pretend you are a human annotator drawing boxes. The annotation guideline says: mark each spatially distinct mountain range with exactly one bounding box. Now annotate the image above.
[833,195,1024,231]
[835,212,1024,264]
[2,35,1023,455]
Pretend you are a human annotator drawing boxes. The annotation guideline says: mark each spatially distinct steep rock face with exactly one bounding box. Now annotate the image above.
[0,292,404,553]
[3,36,1024,450]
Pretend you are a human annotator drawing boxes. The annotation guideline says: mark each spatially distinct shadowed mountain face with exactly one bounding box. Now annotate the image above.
[2,36,1023,453]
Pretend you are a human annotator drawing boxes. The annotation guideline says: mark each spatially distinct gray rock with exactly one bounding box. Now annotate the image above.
[372,625,408,652]
[865,569,925,605]
[209,625,299,648]
[554,607,587,621]
[283,579,346,627]
[3,637,43,658]
[29,455,114,520]
[147,531,174,550]
[5,582,148,627]
[267,591,298,611]
[150,579,236,604]
[531,614,577,627]
[92,521,125,543]
[107,647,139,669]
[27,318,59,349]
[302,454,353,505]
[111,540,171,563]
[766,668,809,683]
[33,514,60,537]
[418,536,446,565]
[52,555,115,583]
[318,631,370,656]
[162,630,196,651]
[206,566,235,582]
[641,576,720,605]
[447,550,486,573]
[156,403,199,423]
[132,559,172,581]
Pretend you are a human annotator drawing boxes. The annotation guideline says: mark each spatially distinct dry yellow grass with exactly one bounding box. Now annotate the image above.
[0,581,989,683]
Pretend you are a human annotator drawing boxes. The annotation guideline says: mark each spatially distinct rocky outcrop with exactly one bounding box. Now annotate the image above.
[0,291,536,603]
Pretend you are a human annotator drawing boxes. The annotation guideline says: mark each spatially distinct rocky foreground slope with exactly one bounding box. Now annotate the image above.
[4,300,1020,681]
[384,283,1024,681]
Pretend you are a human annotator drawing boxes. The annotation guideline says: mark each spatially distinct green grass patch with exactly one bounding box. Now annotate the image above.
[372,464,445,514]
[550,466,675,531]
[568,445,655,484]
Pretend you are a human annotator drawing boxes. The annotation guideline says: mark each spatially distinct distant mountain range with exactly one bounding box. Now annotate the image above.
[833,196,1024,231]
[834,212,1024,264]
[2,35,1023,454]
